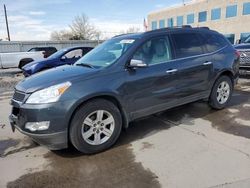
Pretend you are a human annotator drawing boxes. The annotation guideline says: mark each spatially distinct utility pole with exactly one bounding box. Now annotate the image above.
[4,4,10,41]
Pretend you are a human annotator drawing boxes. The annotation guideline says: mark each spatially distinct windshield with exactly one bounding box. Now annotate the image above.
[244,36,250,43]
[75,38,136,68]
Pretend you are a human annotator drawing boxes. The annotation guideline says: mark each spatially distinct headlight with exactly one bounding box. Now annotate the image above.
[26,81,71,104]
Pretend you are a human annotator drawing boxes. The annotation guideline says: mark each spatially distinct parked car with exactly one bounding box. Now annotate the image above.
[234,35,250,75]
[28,47,57,58]
[9,26,240,154]
[0,50,45,69]
[22,46,93,77]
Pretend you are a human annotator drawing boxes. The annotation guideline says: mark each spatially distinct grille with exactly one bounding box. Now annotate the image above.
[12,90,26,102]
[239,50,250,65]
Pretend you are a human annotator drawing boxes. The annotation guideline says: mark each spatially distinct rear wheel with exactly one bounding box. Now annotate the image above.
[209,76,233,109]
[70,99,122,154]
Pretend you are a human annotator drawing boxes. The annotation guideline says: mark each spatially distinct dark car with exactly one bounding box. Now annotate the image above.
[22,46,93,76]
[28,47,58,58]
[9,27,240,154]
[234,35,250,75]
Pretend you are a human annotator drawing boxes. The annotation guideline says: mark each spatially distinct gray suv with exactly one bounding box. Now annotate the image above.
[234,35,250,75]
[9,27,240,154]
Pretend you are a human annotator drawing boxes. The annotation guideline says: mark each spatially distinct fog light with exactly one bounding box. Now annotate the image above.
[25,121,50,132]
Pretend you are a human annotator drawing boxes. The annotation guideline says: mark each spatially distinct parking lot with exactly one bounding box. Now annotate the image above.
[1,70,250,188]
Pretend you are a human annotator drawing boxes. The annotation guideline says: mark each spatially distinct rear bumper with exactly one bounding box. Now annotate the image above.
[239,66,250,75]
[9,114,68,150]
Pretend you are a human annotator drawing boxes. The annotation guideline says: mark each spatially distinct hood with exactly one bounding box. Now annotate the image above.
[234,43,250,50]
[16,65,98,93]
[22,58,55,70]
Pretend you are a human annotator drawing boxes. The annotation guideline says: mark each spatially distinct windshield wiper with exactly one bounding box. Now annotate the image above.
[75,63,95,69]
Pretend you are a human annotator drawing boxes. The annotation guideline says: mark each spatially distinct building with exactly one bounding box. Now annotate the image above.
[148,0,250,44]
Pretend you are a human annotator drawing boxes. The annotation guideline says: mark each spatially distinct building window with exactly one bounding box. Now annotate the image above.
[243,2,250,15]
[159,19,165,28]
[152,21,157,30]
[198,11,207,22]
[177,16,183,26]
[226,5,237,18]
[187,14,194,24]
[224,34,235,44]
[211,8,221,20]
[167,18,174,27]
[240,33,250,42]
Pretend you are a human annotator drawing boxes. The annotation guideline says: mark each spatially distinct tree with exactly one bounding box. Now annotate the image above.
[125,27,141,34]
[118,27,141,36]
[50,30,74,41]
[50,14,101,41]
[69,14,101,40]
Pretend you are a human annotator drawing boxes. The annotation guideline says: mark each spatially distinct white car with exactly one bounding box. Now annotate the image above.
[0,51,45,69]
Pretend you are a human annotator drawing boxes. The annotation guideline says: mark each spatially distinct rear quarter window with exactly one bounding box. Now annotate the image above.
[171,32,204,59]
[201,33,228,53]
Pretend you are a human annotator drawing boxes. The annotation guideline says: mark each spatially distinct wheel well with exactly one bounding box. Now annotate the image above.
[219,71,234,85]
[67,95,129,142]
[19,58,34,68]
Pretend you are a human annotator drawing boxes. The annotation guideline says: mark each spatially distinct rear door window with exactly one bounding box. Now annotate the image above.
[171,33,204,59]
[201,33,228,53]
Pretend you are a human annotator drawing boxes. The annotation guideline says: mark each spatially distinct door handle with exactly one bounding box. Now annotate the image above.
[166,69,178,73]
[203,61,212,65]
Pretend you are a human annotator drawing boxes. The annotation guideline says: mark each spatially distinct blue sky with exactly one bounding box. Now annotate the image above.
[0,0,187,40]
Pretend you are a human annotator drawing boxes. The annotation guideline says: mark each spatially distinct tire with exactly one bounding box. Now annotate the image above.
[69,99,122,154]
[209,75,233,110]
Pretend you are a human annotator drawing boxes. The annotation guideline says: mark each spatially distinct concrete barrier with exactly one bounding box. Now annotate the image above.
[0,40,102,53]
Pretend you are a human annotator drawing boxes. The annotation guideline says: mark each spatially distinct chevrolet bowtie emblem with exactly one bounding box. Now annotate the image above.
[240,52,247,58]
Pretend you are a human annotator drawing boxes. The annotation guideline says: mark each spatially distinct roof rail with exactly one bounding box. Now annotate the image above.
[112,33,130,38]
[146,25,193,34]
[198,26,210,30]
[181,25,192,28]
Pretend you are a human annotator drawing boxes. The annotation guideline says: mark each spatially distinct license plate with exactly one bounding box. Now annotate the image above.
[9,115,16,132]
[11,124,16,132]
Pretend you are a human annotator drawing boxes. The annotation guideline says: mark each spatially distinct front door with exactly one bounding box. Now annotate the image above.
[125,36,180,119]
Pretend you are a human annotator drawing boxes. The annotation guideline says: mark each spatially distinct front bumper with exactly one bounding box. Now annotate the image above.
[9,99,74,150]
[9,114,67,150]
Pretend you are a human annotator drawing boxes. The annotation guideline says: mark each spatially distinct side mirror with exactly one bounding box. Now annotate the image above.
[129,59,147,68]
[61,56,67,61]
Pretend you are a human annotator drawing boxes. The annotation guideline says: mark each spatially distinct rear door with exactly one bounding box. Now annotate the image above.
[170,32,213,98]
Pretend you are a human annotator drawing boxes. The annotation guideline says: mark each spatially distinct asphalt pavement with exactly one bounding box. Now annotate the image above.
[1,69,250,188]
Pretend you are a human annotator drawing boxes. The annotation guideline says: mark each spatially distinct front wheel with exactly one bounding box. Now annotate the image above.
[209,75,233,109]
[70,99,122,154]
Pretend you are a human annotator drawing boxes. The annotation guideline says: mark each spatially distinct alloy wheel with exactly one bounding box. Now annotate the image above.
[81,110,115,145]
[216,81,230,104]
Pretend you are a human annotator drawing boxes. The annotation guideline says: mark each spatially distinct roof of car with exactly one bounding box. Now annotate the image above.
[113,26,218,39]
[62,46,93,51]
